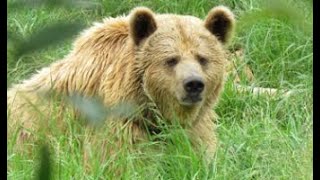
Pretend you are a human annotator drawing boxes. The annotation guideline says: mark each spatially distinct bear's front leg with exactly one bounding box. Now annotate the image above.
[187,111,218,162]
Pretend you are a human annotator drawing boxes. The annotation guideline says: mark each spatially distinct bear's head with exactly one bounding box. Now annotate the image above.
[129,6,235,121]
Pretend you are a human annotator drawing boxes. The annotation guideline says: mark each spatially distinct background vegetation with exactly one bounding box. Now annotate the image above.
[7,0,313,179]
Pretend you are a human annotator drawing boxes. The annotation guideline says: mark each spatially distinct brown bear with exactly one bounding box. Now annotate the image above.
[7,6,235,160]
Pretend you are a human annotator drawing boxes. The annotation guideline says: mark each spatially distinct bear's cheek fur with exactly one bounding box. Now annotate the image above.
[204,62,226,103]
[142,66,178,105]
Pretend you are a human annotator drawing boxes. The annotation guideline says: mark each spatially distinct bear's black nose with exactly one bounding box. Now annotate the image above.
[183,77,205,95]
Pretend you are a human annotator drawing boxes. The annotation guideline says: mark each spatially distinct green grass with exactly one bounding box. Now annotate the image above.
[7,0,313,179]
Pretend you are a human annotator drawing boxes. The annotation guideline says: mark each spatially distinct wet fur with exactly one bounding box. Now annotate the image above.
[8,6,235,160]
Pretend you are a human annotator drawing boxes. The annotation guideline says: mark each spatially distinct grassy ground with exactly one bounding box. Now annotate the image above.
[7,0,313,179]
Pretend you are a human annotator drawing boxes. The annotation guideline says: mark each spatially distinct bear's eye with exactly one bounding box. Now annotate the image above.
[198,56,208,66]
[166,58,178,67]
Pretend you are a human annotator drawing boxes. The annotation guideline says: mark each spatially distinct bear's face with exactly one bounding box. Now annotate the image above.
[130,6,235,108]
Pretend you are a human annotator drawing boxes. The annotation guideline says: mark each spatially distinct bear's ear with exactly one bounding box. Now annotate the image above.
[129,7,157,46]
[204,6,235,44]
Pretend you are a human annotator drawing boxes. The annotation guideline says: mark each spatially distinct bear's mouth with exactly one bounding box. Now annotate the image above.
[180,95,203,106]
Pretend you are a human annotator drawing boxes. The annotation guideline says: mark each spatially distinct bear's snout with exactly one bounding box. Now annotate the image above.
[180,76,205,105]
[183,76,205,95]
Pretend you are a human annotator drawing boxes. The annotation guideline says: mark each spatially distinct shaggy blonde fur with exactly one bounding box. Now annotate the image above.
[8,6,235,160]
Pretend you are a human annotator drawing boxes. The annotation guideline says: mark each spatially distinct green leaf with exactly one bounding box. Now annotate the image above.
[36,144,51,180]
[14,22,85,57]
[66,93,138,126]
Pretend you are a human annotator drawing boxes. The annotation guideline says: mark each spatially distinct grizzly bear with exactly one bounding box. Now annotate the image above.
[7,6,235,160]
